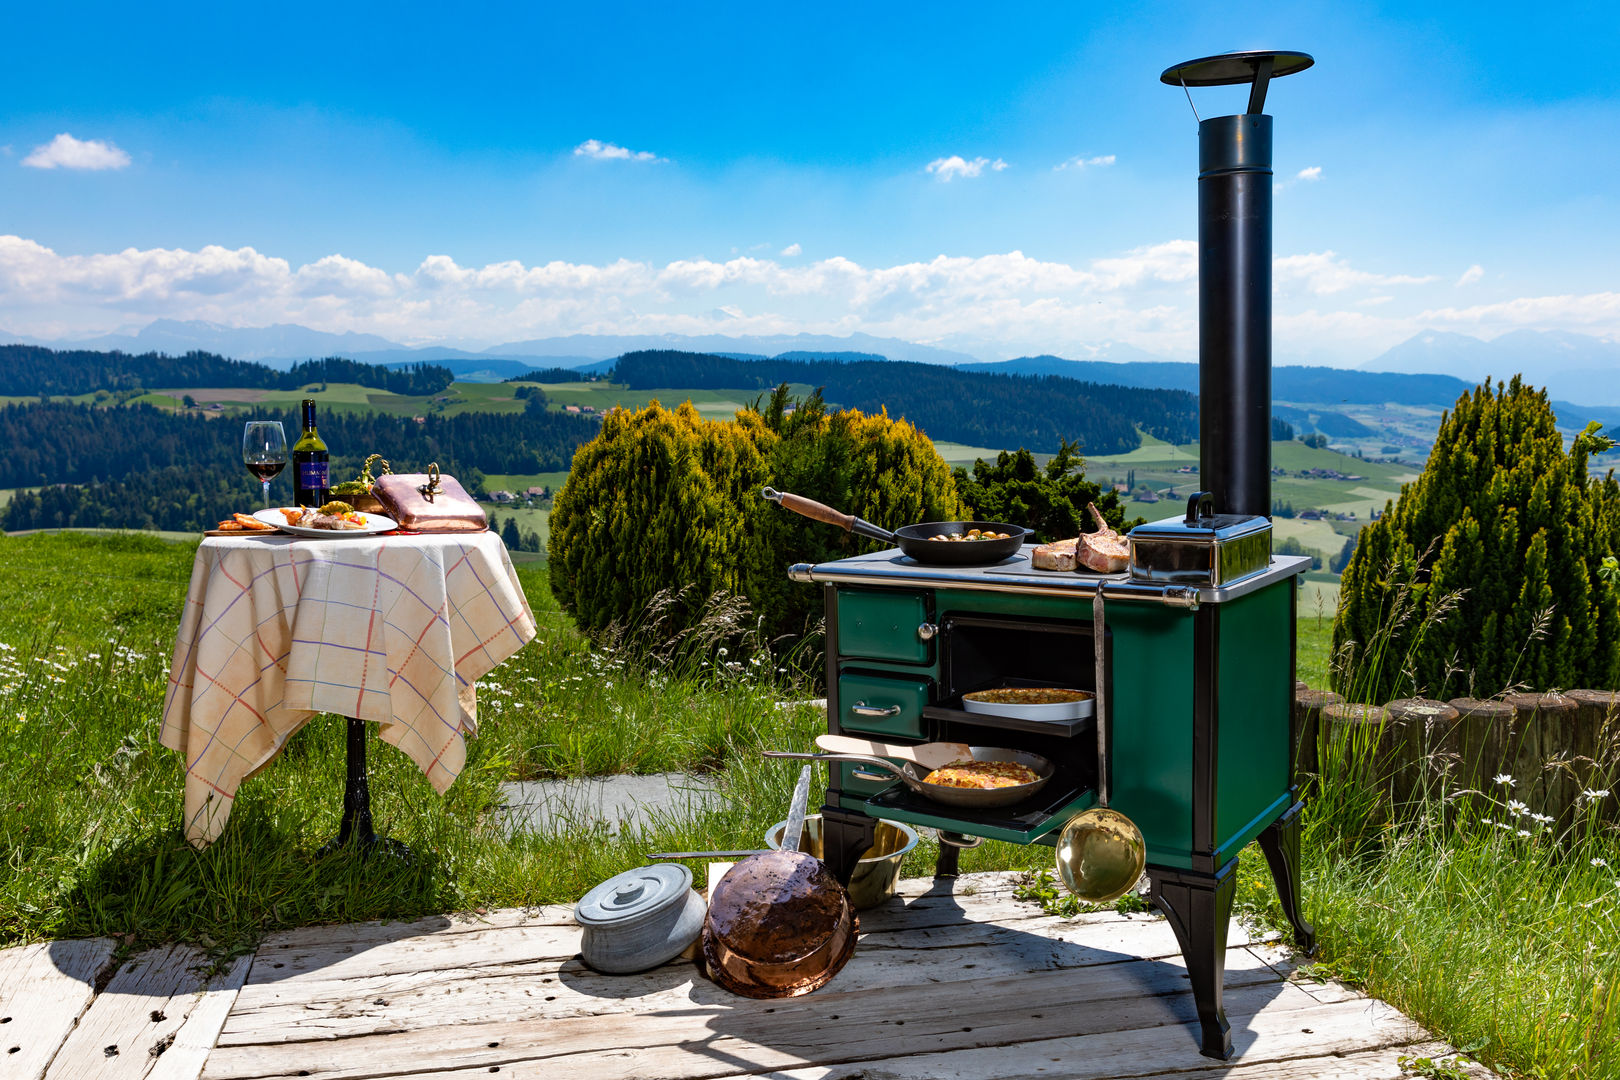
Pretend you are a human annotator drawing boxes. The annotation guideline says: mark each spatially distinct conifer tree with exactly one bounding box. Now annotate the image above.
[1333,377,1620,701]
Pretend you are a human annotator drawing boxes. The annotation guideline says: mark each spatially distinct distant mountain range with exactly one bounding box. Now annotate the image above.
[2,319,1616,410]
[1362,329,1620,405]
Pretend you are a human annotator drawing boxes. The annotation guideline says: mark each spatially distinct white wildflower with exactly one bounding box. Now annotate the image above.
[1507,799,1529,816]
[1593,858,1609,868]
[1529,812,1553,824]
[1583,789,1612,800]
[1518,829,1532,838]
[0,642,14,651]
[1493,774,1515,787]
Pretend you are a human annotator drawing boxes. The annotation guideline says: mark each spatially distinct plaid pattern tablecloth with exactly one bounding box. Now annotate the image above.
[160,531,536,847]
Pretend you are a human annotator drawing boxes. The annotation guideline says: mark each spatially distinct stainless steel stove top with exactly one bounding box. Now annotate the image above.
[787,545,1309,608]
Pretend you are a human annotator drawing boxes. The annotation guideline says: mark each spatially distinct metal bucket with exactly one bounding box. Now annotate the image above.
[765,815,919,909]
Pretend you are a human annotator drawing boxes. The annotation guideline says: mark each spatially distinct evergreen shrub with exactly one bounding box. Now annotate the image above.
[549,388,965,644]
[950,440,1130,543]
[1333,377,1620,700]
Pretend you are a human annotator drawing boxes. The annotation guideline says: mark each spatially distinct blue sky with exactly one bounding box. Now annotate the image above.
[2,1,1616,363]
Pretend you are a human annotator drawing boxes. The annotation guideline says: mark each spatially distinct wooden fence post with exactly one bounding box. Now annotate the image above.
[1292,688,1341,784]
[1447,697,1517,811]
[1567,689,1620,825]
[1382,698,1460,810]
[1503,692,1578,826]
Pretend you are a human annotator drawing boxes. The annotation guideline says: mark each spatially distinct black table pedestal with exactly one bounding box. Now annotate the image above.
[317,717,413,862]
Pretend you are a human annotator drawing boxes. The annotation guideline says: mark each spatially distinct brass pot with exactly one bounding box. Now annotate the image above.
[764,815,918,910]
[350,491,387,515]
[701,849,857,998]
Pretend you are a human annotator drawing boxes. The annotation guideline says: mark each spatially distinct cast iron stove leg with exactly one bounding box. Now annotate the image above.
[1150,859,1238,1060]
[934,842,960,879]
[819,805,876,886]
[1258,800,1315,954]
[318,717,413,862]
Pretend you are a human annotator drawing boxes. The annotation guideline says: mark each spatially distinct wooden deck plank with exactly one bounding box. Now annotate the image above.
[202,957,1334,1079]
[706,1038,1474,1080]
[241,880,1073,990]
[145,954,254,1080]
[220,912,1247,1044]
[0,937,118,1080]
[44,945,235,1079]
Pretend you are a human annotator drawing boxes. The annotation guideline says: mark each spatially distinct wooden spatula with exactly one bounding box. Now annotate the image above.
[815,734,974,771]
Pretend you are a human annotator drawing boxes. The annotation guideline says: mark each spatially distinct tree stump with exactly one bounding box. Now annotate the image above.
[1383,698,1460,809]
[1568,689,1620,824]
[1447,697,1517,810]
[1292,688,1341,784]
[1319,702,1391,822]
[1503,691,1578,827]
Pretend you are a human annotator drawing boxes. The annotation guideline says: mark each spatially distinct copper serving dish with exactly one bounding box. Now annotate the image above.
[701,849,857,998]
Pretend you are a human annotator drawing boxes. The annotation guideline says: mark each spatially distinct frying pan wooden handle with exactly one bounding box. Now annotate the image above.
[762,487,855,532]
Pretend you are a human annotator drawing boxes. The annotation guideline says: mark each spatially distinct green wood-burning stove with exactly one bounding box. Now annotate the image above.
[784,49,1320,1060]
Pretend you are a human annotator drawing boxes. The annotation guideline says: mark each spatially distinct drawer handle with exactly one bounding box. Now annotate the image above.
[851,769,893,782]
[850,701,902,718]
[916,622,938,641]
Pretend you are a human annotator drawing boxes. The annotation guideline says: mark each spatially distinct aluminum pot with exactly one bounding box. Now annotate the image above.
[701,849,857,998]
[574,863,707,974]
[764,815,919,909]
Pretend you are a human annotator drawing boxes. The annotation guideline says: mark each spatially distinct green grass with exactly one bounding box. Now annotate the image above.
[6,531,1613,1080]
[0,532,1048,956]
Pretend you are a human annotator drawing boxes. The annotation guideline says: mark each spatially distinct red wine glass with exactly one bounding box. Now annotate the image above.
[243,421,287,509]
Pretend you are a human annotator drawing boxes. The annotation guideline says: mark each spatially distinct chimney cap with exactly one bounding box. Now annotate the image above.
[1160,50,1313,88]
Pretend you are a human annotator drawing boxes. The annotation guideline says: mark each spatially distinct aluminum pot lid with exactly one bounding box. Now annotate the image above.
[575,863,693,928]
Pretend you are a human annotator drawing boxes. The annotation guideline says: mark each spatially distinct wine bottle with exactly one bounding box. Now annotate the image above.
[292,399,330,507]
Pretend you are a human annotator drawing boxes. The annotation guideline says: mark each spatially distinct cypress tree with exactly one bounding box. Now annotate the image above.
[1333,377,1620,701]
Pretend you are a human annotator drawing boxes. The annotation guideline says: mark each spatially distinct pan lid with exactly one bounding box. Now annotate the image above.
[575,863,694,928]
[1128,491,1270,542]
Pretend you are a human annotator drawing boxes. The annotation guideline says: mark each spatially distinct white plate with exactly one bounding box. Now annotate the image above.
[253,508,399,538]
[960,689,1095,722]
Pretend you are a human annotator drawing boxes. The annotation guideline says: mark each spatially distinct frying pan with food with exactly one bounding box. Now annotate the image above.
[761,488,1029,566]
[763,746,1053,809]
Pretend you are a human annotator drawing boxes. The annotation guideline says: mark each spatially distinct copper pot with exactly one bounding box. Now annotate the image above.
[701,849,857,998]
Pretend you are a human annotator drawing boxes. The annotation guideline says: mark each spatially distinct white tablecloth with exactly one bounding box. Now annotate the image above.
[160,531,536,847]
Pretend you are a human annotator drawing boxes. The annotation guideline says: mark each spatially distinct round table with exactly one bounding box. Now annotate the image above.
[160,530,536,850]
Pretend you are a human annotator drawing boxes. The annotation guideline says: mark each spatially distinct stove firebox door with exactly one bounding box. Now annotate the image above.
[836,589,934,666]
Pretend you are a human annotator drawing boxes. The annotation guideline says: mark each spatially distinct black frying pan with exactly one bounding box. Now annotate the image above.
[761,487,1029,566]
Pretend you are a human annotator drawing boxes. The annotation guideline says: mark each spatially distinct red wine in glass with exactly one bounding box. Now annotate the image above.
[243,421,288,509]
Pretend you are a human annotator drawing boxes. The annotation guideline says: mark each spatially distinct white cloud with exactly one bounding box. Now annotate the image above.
[1296,166,1322,182]
[1456,264,1484,287]
[1054,154,1116,171]
[572,139,664,163]
[22,133,131,171]
[925,156,1008,181]
[1274,251,1437,295]
[780,243,801,257]
[14,234,1603,366]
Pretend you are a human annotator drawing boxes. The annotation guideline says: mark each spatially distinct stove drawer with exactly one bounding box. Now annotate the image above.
[837,672,930,739]
[836,589,934,665]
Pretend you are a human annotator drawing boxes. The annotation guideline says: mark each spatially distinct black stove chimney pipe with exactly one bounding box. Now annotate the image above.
[1162,51,1313,520]
[1198,114,1272,519]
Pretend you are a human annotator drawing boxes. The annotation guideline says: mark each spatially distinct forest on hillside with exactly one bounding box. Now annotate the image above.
[0,344,453,396]
[612,351,1198,454]
[0,400,595,489]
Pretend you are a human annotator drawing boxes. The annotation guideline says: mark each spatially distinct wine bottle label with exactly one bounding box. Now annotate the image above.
[298,461,330,489]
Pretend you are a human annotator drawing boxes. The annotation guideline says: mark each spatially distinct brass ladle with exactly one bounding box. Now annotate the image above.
[1054,589,1147,904]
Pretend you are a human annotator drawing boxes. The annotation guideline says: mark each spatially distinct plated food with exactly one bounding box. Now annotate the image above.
[251,506,399,538]
[280,501,368,531]
[1032,503,1129,572]
[960,685,1096,721]
[963,687,1092,706]
[922,759,1041,790]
